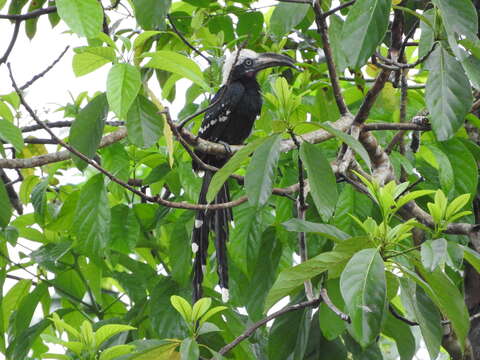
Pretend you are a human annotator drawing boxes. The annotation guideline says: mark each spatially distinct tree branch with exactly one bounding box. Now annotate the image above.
[313,0,349,116]
[354,69,392,124]
[20,46,70,90]
[0,20,20,65]
[0,6,56,20]
[217,297,321,356]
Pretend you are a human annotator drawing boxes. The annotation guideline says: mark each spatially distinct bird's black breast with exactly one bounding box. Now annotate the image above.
[196,78,262,167]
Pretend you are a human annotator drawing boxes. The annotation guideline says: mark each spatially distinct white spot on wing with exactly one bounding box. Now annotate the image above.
[195,219,203,228]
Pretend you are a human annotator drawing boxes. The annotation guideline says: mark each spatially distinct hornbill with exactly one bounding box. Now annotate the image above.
[192,49,297,302]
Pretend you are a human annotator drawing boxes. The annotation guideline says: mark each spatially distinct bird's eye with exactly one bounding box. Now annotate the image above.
[244,59,253,67]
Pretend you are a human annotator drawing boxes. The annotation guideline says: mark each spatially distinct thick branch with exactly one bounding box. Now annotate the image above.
[354,69,392,124]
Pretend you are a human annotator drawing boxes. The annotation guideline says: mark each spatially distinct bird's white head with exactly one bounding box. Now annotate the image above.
[221,49,297,85]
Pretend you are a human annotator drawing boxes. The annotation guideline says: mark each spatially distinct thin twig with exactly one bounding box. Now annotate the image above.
[322,0,356,18]
[0,20,20,64]
[167,14,211,64]
[0,6,56,20]
[320,288,350,322]
[313,0,349,116]
[288,130,314,301]
[20,46,70,90]
[217,297,321,356]
[354,69,392,124]
[22,120,124,132]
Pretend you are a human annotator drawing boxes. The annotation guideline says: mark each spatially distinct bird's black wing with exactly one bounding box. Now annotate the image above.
[198,82,245,142]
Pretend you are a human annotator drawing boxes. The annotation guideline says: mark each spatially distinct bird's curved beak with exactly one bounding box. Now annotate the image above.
[254,52,299,72]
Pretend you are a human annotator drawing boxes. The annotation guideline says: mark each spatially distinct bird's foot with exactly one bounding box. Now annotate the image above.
[218,141,233,155]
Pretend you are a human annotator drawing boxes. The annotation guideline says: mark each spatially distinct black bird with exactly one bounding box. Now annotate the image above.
[192,49,297,302]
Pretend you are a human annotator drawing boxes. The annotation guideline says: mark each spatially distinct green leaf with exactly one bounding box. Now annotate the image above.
[421,238,447,271]
[427,145,454,196]
[207,137,268,203]
[342,0,392,68]
[107,63,142,119]
[180,338,199,360]
[72,174,110,260]
[95,324,136,347]
[245,134,282,207]
[268,302,311,360]
[0,119,24,151]
[270,2,309,39]
[462,55,480,91]
[0,180,12,228]
[145,50,209,91]
[199,306,227,326]
[282,218,350,241]
[126,95,163,148]
[400,278,442,360]
[14,282,48,336]
[265,251,348,310]
[132,0,171,30]
[411,265,470,350]
[192,298,211,322]
[431,0,478,41]
[438,139,478,196]
[426,46,473,141]
[300,141,337,221]
[382,310,416,360]
[56,0,103,38]
[69,93,108,170]
[319,279,347,340]
[237,11,263,39]
[340,248,386,347]
[2,279,31,331]
[31,179,48,226]
[170,295,192,322]
[461,246,480,273]
[72,47,116,76]
[0,100,13,122]
[99,344,135,360]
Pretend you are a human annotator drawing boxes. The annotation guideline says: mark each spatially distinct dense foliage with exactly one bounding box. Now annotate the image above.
[1,0,480,359]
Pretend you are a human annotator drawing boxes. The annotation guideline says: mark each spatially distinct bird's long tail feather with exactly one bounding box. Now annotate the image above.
[192,171,232,302]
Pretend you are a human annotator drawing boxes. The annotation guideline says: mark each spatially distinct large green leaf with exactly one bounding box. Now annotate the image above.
[0,119,23,151]
[0,180,12,228]
[269,2,309,39]
[299,141,337,221]
[265,251,348,311]
[426,46,473,141]
[13,282,48,336]
[462,246,480,273]
[72,47,116,77]
[107,63,142,120]
[109,205,140,254]
[145,51,209,90]
[72,174,110,260]
[126,95,163,148]
[132,0,171,30]
[69,93,108,170]
[206,137,268,203]
[246,227,282,320]
[245,134,282,207]
[56,0,103,38]
[427,145,454,196]
[342,0,392,68]
[282,218,349,241]
[438,138,478,196]
[421,238,447,272]
[268,302,311,360]
[180,338,199,360]
[340,248,386,347]
[400,278,442,360]
[237,11,264,39]
[431,0,478,41]
[406,265,470,350]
